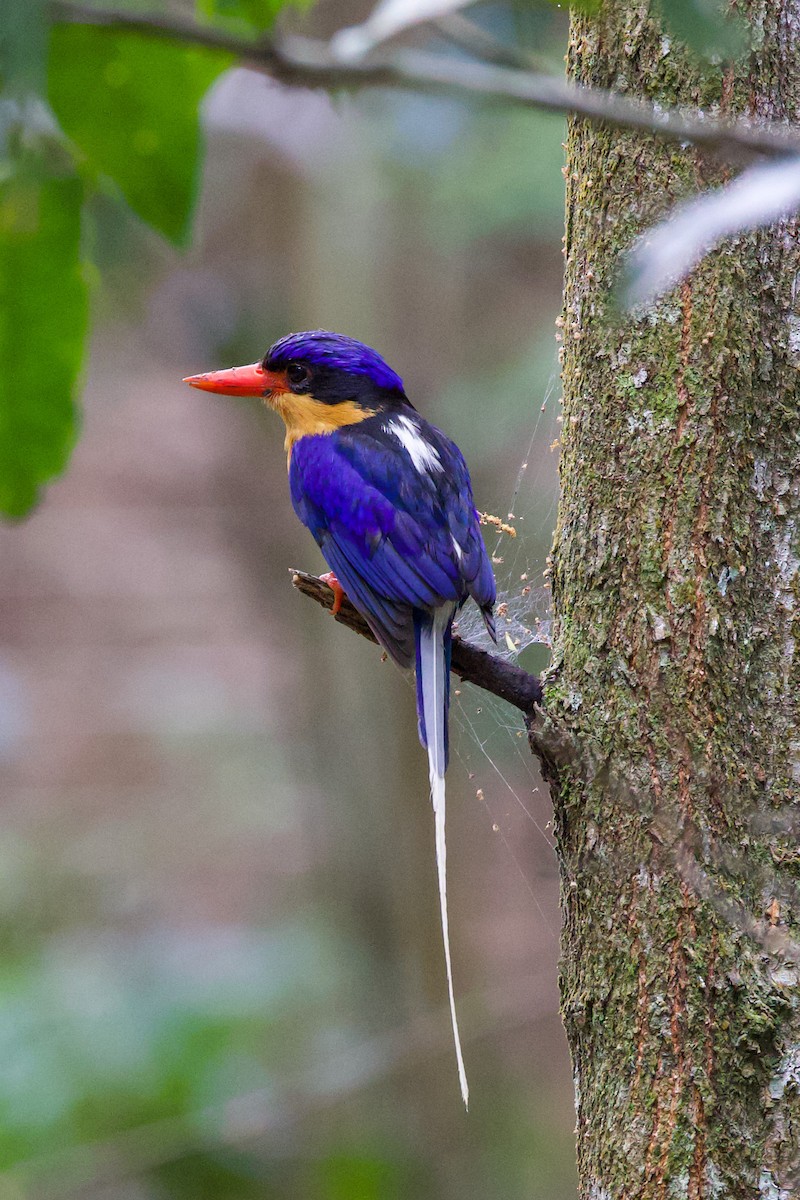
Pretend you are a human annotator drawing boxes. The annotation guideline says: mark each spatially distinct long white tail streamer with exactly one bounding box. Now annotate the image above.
[418,604,468,1108]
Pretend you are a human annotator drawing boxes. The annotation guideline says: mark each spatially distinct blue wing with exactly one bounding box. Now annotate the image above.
[289,413,496,667]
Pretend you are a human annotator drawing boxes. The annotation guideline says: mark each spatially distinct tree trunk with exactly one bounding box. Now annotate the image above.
[533,2,800,1195]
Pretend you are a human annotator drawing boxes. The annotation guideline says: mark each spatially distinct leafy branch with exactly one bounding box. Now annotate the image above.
[5,0,800,518]
[55,2,800,161]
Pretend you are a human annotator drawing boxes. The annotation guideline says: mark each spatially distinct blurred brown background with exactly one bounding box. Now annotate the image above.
[0,10,574,1195]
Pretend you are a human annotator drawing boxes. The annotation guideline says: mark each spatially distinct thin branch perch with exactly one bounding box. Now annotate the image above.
[54,2,800,162]
[291,570,543,713]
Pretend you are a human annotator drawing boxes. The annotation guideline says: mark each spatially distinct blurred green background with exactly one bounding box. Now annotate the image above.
[0,1,572,1195]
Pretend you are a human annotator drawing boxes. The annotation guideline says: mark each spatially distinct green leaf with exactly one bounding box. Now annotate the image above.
[47,25,232,245]
[311,1152,411,1200]
[196,0,290,32]
[0,173,88,518]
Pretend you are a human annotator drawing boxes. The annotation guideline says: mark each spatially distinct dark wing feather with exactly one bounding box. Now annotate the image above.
[289,414,496,665]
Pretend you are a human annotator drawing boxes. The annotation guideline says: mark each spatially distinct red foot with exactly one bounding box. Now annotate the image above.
[320,571,346,616]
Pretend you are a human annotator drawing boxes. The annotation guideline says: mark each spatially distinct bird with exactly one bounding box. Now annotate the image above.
[184,330,496,1106]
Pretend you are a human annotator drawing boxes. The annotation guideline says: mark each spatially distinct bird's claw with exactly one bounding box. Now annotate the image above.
[320,571,346,616]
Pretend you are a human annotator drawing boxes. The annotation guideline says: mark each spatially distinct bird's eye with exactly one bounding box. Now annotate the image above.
[286,362,309,387]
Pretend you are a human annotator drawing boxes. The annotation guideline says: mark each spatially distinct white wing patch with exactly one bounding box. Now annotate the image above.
[450,535,463,563]
[387,415,443,474]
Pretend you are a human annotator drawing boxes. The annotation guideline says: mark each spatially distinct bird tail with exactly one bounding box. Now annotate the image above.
[414,603,468,1109]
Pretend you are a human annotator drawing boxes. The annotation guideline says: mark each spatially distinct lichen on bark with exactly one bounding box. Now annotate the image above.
[537,1,800,1195]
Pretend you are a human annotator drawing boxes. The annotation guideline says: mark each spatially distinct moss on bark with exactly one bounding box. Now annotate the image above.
[538,1,800,1195]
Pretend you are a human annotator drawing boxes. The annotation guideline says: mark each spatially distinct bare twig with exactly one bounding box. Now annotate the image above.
[291,569,543,713]
[53,2,800,162]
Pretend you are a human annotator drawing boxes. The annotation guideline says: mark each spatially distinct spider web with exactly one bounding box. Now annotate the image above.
[453,374,559,657]
[451,369,561,907]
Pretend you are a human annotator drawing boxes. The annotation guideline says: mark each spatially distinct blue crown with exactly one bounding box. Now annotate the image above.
[266,331,405,394]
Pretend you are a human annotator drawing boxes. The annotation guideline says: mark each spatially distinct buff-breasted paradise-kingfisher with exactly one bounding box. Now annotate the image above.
[185,330,497,1106]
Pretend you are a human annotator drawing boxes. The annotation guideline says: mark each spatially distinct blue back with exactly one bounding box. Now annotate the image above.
[289,411,495,666]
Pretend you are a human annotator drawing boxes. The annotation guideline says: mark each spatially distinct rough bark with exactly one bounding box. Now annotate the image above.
[530,2,800,1196]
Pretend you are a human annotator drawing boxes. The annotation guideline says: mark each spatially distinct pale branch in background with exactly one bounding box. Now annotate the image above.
[329,0,481,62]
[54,2,800,163]
[624,155,800,305]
